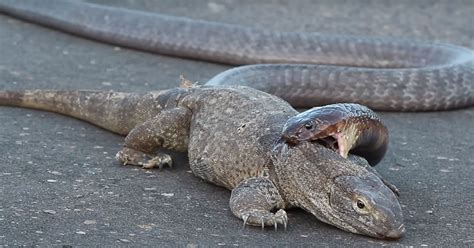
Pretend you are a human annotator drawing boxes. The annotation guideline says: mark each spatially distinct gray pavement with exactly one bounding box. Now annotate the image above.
[0,0,473,246]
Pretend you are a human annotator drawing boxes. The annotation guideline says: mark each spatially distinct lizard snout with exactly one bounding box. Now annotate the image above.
[378,223,405,239]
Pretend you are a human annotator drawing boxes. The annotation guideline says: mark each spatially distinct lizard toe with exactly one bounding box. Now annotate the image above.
[142,153,173,170]
[274,209,288,230]
[116,147,149,166]
[240,209,288,230]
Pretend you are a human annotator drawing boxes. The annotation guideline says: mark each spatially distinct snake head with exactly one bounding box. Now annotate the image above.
[281,104,388,165]
[282,106,345,145]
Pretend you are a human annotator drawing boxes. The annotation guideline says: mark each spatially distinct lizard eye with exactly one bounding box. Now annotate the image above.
[353,198,370,214]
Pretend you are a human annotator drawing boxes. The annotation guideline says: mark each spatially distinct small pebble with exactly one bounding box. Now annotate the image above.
[84,220,96,225]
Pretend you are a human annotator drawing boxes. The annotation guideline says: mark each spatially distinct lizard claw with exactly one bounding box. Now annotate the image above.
[115,148,173,170]
[242,214,249,228]
[115,147,149,166]
[274,209,288,230]
[142,153,173,169]
[239,209,288,230]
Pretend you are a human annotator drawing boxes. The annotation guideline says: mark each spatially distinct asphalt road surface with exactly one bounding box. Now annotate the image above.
[0,0,473,246]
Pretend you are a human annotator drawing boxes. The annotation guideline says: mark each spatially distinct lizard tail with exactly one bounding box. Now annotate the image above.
[0,90,144,135]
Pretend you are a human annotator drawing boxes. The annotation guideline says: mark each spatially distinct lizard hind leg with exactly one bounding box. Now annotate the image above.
[115,107,191,169]
[230,177,288,230]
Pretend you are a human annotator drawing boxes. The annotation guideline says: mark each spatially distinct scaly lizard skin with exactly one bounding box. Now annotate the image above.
[0,86,404,239]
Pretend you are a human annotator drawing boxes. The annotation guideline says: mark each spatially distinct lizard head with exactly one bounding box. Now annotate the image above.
[328,174,405,239]
[271,141,404,239]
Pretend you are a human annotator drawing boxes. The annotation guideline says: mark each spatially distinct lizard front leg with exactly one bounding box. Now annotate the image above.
[230,177,288,230]
[116,107,191,169]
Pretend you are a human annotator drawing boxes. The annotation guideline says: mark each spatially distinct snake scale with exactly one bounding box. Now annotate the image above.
[0,0,473,111]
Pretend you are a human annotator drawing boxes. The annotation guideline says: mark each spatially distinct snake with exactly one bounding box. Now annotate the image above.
[0,0,473,112]
[0,0,473,164]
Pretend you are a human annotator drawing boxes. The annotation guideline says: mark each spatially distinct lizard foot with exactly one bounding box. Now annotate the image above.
[141,153,173,170]
[115,147,173,170]
[241,209,288,230]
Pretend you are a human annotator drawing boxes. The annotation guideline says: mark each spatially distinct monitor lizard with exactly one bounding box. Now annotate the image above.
[0,86,404,239]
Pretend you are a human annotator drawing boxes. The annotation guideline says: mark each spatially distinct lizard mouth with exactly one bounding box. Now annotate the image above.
[345,212,405,239]
[376,224,405,239]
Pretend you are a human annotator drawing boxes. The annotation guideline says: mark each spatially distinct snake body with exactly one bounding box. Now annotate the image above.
[0,0,473,111]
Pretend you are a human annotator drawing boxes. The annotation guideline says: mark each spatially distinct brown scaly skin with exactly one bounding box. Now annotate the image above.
[0,86,404,239]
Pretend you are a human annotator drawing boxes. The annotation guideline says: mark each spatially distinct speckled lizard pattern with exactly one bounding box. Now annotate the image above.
[0,85,404,239]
